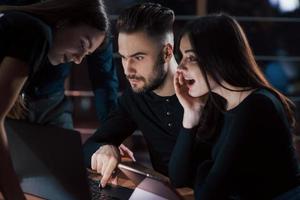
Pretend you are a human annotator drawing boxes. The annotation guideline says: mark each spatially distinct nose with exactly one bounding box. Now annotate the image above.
[72,53,85,64]
[177,60,187,71]
[123,58,136,75]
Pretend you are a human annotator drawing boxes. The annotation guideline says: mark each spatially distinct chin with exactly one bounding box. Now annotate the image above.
[47,52,62,66]
[48,57,61,66]
[132,85,148,93]
[131,87,144,93]
[188,90,204,98]
[189,93,200,98]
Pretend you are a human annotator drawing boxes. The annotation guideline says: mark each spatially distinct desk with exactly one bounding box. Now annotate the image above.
[87,161,195,200]
[1,165,194,200]
[88,173,194,200]
[0,193,43,200]
[0,180,193,200]
[1,189,193,200]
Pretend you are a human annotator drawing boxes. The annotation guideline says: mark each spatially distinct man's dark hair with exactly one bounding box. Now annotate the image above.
[116,3,174,43]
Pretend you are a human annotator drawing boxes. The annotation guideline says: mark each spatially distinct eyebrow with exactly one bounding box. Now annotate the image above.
[86,36,92,49]
[118,52,147,58]
[184,49,196,53]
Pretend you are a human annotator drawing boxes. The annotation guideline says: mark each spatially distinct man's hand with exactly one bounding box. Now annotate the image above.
[118,144,136,162]
[91,145,120,187]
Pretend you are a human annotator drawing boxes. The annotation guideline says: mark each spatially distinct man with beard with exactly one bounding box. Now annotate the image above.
[83,3,182,188]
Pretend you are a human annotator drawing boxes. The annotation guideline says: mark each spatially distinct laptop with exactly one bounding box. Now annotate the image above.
[5,119,184,200]
[5,118,133,200]
[118,163,183,200]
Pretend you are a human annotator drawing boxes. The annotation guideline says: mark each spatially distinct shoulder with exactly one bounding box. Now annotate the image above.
[1,11,52,44]
[0,11,53,75]
[2,11,48,28]
[240,88,281,111]
[231,88,286,122]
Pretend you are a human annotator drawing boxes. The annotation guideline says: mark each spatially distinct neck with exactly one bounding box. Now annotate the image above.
[213,82,253,110]
[153,57,177,97]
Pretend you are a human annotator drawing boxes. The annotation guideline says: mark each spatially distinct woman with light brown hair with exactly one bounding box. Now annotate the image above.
[0,0,109,198]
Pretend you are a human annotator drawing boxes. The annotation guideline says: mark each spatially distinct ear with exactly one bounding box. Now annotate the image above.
[163,43,173,62]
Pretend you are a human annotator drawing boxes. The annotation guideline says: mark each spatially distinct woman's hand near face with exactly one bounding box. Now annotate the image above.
[174,71,205,128]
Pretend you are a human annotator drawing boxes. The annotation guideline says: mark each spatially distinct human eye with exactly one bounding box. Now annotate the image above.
[135,56,144,61]
[80,39,87,51]
[186,55,197,62]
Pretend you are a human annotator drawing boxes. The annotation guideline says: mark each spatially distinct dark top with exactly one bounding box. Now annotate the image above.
[83,88,184,175]
[0,11,52,78]
[1,0,118,124]
[23,39,118,122]
[169,88,300,199]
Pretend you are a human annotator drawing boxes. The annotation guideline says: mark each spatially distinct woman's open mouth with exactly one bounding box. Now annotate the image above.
[185,78,195,87]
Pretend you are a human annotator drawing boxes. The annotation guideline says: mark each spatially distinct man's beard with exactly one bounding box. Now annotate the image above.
[130,53,167,93]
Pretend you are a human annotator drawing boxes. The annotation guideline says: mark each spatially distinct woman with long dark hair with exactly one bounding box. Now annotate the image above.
[0,0,109,198]
[169,13,300,199]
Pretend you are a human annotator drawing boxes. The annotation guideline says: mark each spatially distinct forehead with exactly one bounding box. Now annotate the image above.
[68,24,96,34]
[67,24,102,37]
[70,24,105,50]
[118,31,160,55]
[180,34,192,52]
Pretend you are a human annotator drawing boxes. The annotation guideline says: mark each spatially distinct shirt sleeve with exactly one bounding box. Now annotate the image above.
[169,127,212,188]
[86,37,119,123]
[83,93,137,167]
[169,127,196,187]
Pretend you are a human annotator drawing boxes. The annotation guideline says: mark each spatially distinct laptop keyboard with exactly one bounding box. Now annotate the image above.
[88,179,120,200]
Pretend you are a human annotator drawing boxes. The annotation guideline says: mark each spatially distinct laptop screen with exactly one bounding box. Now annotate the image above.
[5,119,91,200]
[118,163,183,200]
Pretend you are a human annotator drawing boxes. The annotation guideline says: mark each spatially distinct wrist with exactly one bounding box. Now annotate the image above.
[99,145,120,158]
[183,119,199,129]
[182,109,201,129]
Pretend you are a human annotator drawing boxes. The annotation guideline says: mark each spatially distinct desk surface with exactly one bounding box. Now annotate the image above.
[0,193,43,200]
[0,163,194,200]
[87,163,195,200]
[1,186,193,200]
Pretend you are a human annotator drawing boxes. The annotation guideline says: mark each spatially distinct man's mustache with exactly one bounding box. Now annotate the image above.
[126,75,145,81]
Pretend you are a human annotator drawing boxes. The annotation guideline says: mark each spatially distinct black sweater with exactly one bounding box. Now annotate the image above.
[169,88,300,199]
[84,88,184,175]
